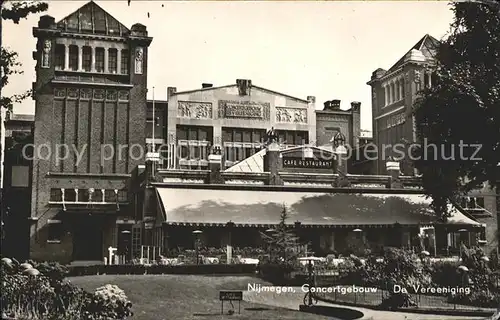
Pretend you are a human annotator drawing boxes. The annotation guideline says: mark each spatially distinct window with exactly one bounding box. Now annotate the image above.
[47,222,63,242]
[11,166,29,187]
[82,46,92,72]
[64,189,76,202]
[95,47,105,73]
[120,50,129,74]
[69,45,78,71]
[105,190,117,203]
[275,130,309,145]
[108,48,118,73]
[50,189,62,202]
[460,196,485,209]
[93,189,103,202]
[54,44,65,70]
[176,125,213,166]
[118,190,128,202]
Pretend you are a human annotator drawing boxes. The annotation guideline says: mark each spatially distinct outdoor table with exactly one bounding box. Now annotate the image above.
[204,257,219,264]
[239,258,259,264]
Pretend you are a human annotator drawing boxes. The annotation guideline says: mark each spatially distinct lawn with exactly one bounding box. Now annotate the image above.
[69,275,332,320]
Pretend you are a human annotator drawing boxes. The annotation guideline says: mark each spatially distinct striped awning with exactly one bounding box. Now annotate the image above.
[155,187,481,228]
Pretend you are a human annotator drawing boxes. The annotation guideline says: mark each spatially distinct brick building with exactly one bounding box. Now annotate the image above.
[21,2,490,263]
[2,112,34,260]
[367,34,439,176]
[146,83,361,172]
[367,34,498,253]
[29,1,151,263]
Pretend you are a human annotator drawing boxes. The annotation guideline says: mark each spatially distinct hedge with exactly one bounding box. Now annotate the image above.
[67,263,257,277]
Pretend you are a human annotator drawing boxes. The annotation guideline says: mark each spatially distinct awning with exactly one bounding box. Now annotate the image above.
[155,187,481,228]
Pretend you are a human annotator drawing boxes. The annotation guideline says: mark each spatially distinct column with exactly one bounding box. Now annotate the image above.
[388,83,392,104]
[78,45,83,71]
[383,85,388,106]
[399,78,404,99]
[428,72,432,88]
[104,48,109,73]
[64,45,69,70]
[91,46,96,72]
[117,49,122,74]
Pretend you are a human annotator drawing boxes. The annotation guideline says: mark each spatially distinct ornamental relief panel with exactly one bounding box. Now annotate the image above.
[178,101,213,119]
[275,107,307,124]
[218,100,270,120]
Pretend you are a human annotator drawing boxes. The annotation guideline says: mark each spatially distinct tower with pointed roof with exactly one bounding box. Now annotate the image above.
[367,34,440,175]
[30,1,152,262]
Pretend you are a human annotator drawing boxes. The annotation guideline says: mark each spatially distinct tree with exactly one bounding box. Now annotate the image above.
[260,205,302,265]
[0,0,48,232]
[412,0,500,219]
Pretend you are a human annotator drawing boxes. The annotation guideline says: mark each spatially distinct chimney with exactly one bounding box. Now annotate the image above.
[167,87,177,100]
[236,79,252,96]
[332,99,341,109]
[351,102,361,148]
[38,15,55,28]
[202,83,213,89]
[350,101,361,113]
[307,96,316,110]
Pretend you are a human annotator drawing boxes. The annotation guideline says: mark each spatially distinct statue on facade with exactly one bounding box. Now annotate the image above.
[42,39,52,68]
[135,47,143,74]
[265,127,278,145]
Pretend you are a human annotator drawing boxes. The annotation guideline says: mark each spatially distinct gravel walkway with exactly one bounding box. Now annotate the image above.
[243,287,488,320]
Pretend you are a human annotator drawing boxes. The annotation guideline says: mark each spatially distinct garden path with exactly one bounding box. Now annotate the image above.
[243,288,487,320]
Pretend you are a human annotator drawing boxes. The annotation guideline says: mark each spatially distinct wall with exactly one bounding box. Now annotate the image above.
[30,15,151,262]
[167,84,315,146]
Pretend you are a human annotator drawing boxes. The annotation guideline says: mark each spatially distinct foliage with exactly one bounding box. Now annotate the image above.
[1,1,48,110]
[1,258,133,319]
[259,205,303,267]
[412,0,500,217]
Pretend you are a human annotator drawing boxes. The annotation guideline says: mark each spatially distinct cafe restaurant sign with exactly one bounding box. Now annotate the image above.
[282,157,333,169]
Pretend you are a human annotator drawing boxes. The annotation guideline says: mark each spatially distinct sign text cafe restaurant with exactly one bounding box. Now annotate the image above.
[140,144,483,260]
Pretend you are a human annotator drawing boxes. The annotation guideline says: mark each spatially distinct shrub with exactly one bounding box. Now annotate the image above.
[0,258,133,320]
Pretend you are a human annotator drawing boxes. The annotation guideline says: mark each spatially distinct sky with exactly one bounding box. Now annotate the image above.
[3,0,455,130]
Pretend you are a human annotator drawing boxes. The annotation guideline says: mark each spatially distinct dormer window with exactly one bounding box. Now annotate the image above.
[69,45,78,71]
[82,46,92,72]
[95,47,105,73]
[109,48,118,73]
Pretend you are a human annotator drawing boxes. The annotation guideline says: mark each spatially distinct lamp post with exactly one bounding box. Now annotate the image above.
[458,229,467,260]
[458,265,469,289]
[265,228,275,261]
[193,230,203,265]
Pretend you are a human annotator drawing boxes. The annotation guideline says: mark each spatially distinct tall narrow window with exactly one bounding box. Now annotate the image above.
[69,45,78,71]
[54,44,65,70]
[95,47,105,73]
[82,46,92,72]
[108,48,118,73]
[120,50,129,74]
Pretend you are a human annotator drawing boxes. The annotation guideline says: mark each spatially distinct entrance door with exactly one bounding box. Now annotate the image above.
[72,216,103,261]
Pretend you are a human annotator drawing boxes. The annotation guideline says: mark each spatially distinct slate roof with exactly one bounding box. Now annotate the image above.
[56,1,129,36]
[387,34,440,73]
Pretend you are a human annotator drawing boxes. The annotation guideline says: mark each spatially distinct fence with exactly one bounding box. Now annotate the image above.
[316,279,496,311]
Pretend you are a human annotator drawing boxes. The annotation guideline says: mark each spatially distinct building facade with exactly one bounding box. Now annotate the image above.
[146,83,362,172]
[29,1,151,263]
[367,34,498,252]
[367,34,439,176]
[19,3,494,263]
[2,112,34,260]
